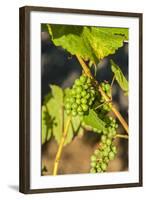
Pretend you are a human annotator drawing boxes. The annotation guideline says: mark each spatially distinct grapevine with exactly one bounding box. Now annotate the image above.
[41,24,129,176]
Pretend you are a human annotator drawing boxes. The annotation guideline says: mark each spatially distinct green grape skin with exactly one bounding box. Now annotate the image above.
[90,155,97,162]
[90,162,97,168]
[81,90,87,97]
[76,93,81,99]
[78,111,84,116]
[101,162,107,171]
[106,139,112,146]
[87,77,91,84]
[84,84,89,90]
[71,89,76,95]
[96,167,102,173]
[80,75,87,83]
[82,104,88,111]
[93,127,98,132]
[94,149,99,156]
[101,135,107,143]
[77,106,83,112]
[70,97,75,103]
[111,146,117,154]
[105,84,111,92]
[65,102,72,109]
[104,157,109,163]
[75,79,81,86]
[66,109,71,115]
[81,98,87,104]
[76,99,81,105]
[108,151,115,160]
[76,86,82,93]
[85,93,90,99]
[72,110,77,116]
[72,103,78,109]
[90,168,96,173]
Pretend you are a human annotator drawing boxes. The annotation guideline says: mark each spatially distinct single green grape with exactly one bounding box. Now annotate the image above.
[72,110,77,116]
[108,151,115,160]
[80,75,87,83]
[90,155,97,162]
[82,104,88,111]
[81,98,87,104]
[101,162,107,171]
[75,79,81,86]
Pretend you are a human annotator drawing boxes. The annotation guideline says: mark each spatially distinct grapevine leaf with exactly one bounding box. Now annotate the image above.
[110,59,128,95]
[44,85,81,145]
[83,109,107,133]
[47,24,128,63]
[41,105,52,144]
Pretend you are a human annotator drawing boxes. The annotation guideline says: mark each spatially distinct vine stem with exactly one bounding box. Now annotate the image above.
[76,55,129,134]
[115,134,129,139]
[53,116,71,176]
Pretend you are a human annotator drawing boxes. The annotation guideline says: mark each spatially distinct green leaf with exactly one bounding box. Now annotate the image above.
[44,85,81,145]
[41,105,52,144]
[47,24,128,63]
[83,109,107,133]
[110,59,128,95]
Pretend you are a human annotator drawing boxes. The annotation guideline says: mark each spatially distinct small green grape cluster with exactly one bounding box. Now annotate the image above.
[90,116,118,173]
[99,82,112,112]
[65,75,96,116]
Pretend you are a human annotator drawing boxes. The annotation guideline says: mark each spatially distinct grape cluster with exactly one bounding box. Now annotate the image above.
[90,116,118,173]
[65,75,97,117]
[99,82,112,112]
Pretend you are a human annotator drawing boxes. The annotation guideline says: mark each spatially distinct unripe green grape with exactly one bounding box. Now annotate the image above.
[80,75,87,83]
[70,97,75,103]
[72,110,77,116]
[104,157,109,163]
[84,84,89,89]
[85,93,90,99]
[76,99,81,105]
[65,102,72,109]
[81,98,87,104]
[93,127,98,132]
[96,167,102,173]
[101,135,107,143]
[94,149,99,156]
[90,162,97,168]
[102,150,109,157]
[108,151,115,160]
[82,104,88,111]
[65,97,70,102]
[78,111,84,116]
[111,146,117,154]
[77,106,83,112]
[66,109,71,115]
[103,130,108,135]
[75,79,81,86]
[101,162,107,171]
[90,89,95,95]
[90,168,96,173]
[76,93,81,99]
[88,100,93,106]
[71,89,76,95]
[87,78,91,84]
[72,103,78,109]
[106,139,112,146]
[81,90,87,97]
[105,83,110,92]
[76,86,82,93]
[91,155,97,162]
